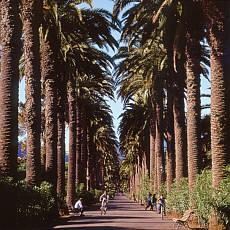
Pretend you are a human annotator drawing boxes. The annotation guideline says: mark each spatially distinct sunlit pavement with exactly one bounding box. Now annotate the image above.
[47,195,189,230]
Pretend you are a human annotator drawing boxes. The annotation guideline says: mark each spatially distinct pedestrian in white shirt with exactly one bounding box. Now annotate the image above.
[74,198,84,216]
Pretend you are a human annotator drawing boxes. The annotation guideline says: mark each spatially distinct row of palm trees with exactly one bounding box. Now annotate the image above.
[0,0,120,207]
[115,0,230,204]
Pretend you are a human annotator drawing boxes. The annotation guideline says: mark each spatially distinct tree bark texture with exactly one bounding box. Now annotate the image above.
[75,99,81,184]
[155,84,165,190]
[41,27,58,188]
[149,108,156,188]
[66,79,76,206]
[22,0,42,187]
[203,0,230,189]
[166,87,175,193]
[57,84,66,196]
[80,105,87,187]
[0,0,21,178]
[172,74,187,184]
[186,32,201,191]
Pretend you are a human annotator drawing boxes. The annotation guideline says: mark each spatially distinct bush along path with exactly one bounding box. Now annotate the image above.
[43,194,190,230]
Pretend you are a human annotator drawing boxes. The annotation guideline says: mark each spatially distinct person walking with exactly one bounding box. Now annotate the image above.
[158,194,166,215]
[100,190,109,215]
[152,194,157,212]
[145,193,153,210]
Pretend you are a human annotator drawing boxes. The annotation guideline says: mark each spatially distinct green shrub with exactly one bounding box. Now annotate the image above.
[157,182,167,198]
[94,189,103,201]
[75,185,103,206]
[16,180,57,226]
[139,174,151,201]
[0,177,17,228]
[190,170,212,226]
[0,177,57,228]
[212,176,230,227]
[166,178,189,215]
[126,192,132,199]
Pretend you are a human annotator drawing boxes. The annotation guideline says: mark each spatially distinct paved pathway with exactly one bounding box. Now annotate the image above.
[49,195,189,230]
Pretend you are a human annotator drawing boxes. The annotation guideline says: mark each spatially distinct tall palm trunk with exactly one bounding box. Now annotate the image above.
[57,83,66,196]
[22,0,42,187]
[80,105,87,187]
[100,161,105,189]
[203,0,230,190]
[0,1,21,227]
[75,99,81,184]
[66,78,76,206]
[185,1,202,191]
[173,76,187,184]
[204,4,230,229]
[0,0,21,178]
[165,8,187,185]
[166,86,175,193]
[153,142,158,193]
[155,83,165,190]
[186,37,201,191]
[89,143,96,189]
[41,26,58,189]
[149,107,156,188]
[86,127,90,191]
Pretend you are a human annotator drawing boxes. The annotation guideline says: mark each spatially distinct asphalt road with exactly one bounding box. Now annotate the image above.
[49,194,189,230]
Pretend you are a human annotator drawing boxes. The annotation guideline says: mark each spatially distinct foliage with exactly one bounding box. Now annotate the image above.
[212,174,230,227]
[139,174,151,201]
[157,182,167,198]
[126,192,132,199]
[17,181,57,226]
[166,170,230,227]
[0,177,57,228]
[75,183,103,205]
[190,170,212,226]
[17,162,26,180]
[0,177,17,228]
[166,178,190,215]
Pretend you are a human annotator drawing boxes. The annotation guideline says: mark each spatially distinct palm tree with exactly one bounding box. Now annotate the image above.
[154,78,165,189]
[66,77,76,206]
[113,0,178,190]
[41,18,58,189]
[21,0,42,187]
[59,3,119,187]
[203,0,230,189]
[149,107,156,188]
[183,1,203,191]
[163,6,188,184]
[0,0,22,178]
[57,76,66,196]
[76,98,81,184]
[165,82,175,193]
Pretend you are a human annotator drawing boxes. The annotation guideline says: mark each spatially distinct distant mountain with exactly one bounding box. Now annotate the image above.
[18,143,26,158]
[65,153,69,162]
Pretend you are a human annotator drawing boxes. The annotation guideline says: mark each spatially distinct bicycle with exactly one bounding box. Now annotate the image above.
[100,203,107,215]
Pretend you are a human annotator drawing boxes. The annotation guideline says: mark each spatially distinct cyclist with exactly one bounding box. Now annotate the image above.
[100,190,109,215]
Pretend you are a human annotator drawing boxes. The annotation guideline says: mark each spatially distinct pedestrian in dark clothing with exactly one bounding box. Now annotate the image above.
[145,193,153,210]
[152,194,157,212]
